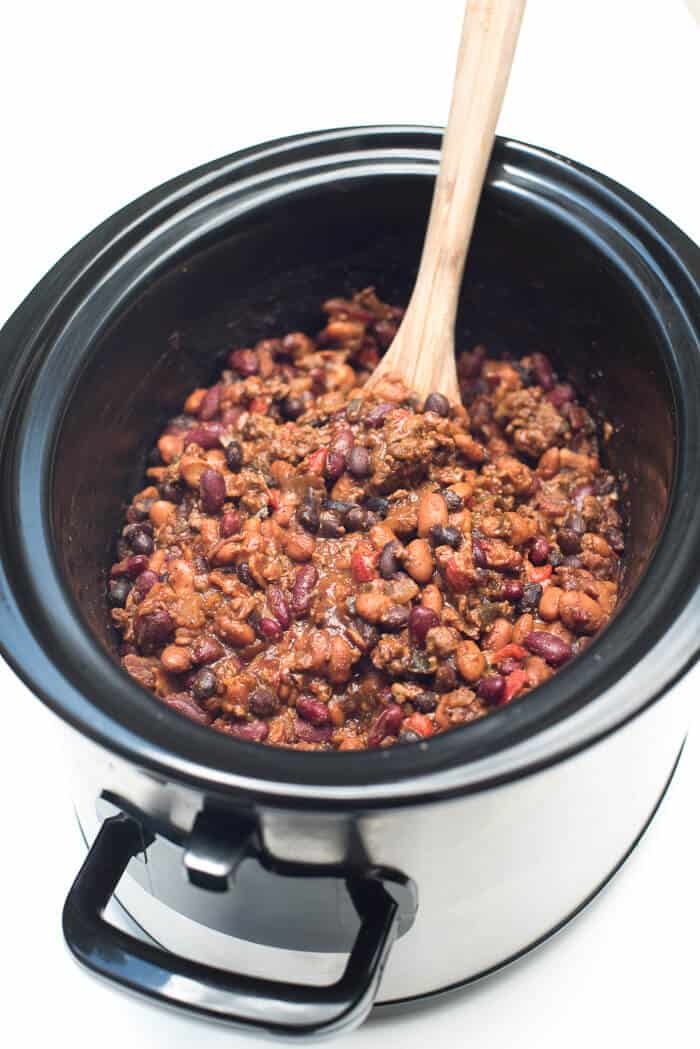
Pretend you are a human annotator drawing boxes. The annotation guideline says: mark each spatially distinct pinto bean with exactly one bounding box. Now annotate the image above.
[455,640,486,683]
[160,644,192,674]
[421,584,443,615]
[537,447,560,478]
[284,530,316,562]
[404,539,434,583]
[355,591,391,624]
[417,492,448,537]
[559,591,605,634]
[485,617,513,651]
[539,585,563,621]
[328,635,354,683]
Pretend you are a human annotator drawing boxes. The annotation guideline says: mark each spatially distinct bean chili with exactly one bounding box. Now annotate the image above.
[110,288,623,751]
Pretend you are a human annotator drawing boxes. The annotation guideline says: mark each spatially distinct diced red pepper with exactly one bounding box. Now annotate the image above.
[527,563,552,583]
[267,489,281,511]
[445,558,471,593]
[307,447,328,475]
[503,668,528,703]
[351,543,378,583]
[493,643,528,665]
[248,396,269,415]
[403,712,434,738]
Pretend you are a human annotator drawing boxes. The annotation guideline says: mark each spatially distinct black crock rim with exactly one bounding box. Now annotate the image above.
[1,125,699,807]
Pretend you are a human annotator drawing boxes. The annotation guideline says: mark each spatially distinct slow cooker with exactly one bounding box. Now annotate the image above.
[0,127,699,1038]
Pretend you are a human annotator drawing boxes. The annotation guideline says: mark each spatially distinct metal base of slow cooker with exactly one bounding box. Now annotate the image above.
[76,740,685,1013]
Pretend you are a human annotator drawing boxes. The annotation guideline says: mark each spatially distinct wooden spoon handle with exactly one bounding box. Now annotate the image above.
[369,0,527,401]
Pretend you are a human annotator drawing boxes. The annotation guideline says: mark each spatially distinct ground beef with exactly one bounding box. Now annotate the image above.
[108,289,623,751]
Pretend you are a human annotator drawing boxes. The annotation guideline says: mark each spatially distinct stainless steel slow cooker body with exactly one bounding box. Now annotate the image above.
[1,127,699,1038]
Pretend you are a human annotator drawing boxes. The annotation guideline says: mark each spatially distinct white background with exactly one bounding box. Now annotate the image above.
[1,2,699,1047]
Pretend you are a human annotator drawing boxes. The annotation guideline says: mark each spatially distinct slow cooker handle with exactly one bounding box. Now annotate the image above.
[62,813,403,1038]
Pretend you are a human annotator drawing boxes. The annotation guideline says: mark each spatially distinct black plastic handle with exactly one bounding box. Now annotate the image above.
[62,814,404,1038]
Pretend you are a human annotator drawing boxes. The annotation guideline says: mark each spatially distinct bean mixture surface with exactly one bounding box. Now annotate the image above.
[109,289,624,750]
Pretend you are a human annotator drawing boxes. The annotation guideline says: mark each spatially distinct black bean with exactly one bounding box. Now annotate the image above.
[127,503,151,524]
[382,605,410,632]
[345,506,368,532]
[472,538,487,568]
[298,501,320,533]
[347,445,371,478]
[324,499,354,515]
[192,668,217,701]
[237,561,257,588]
[520,582,543,610]
[398,730,421,745]
[443,489,464,512]
[434,661,458,692]
[365,495,390,517]
[225,441,244,472]
[557,528,581,554]
[248,687,279,717]
[108,578,132,607]
[412,691,437,713]
[423,392,450,417]
[129,529,153,556]
[159,481,183,504]
[280,395,305,420]
[319,511,344,538]
[379,541,401,579]
[429,524,462,549]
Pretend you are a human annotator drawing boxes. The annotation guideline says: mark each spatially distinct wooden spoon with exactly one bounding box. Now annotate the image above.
[365,0,527,404]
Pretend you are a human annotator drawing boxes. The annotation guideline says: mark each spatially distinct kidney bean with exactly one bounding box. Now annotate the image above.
[434,661,458,693]
[192,667,218,700]
[135,610,174,653]
[185,425,224,450]
[324,449,346,481]
[523,631,572,666]
[291,564,318,616]
[418,492,448,537]
[220,510,241,539]
[249,688,279,717]
[423,392,450,417]
[281,394,306,420]
[409,606,439,644]
[228,348,259,375]
[225,441,244,472]
[296,695,331,726]
[200,468,226,515]
[229,719,269,742]
[477,675,506,706]
[572,483,594,511]
[134,570,159,598]
[530,352,555,391]
[164,693,211,725]
[346,445,371,478]
[268,585,291,628]
[345,506,368,531]
[192,636,224,664]
[258,617,283,641]
[529,537,550,565]
[364,402,393,428]
[557,527,581,554]
[502,580,524,602]
[367,704,404,747]
[108,578,132,607]
[294,718,332,744]
[199,385,220,420]
[546,382,575,408]
[471,538,487,568]
[116,554,148,579]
